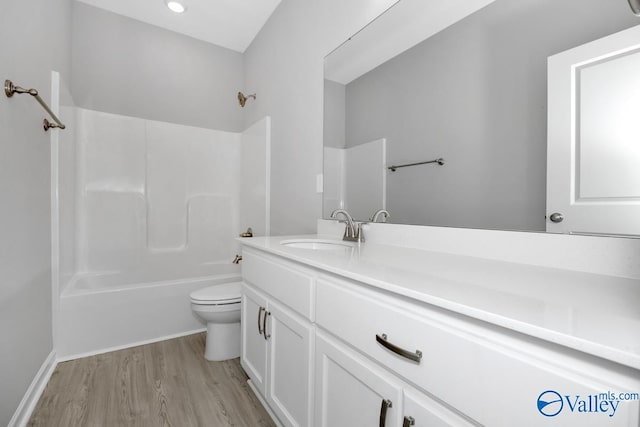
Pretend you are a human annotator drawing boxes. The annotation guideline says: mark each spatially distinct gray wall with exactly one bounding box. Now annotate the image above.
[346,0,638,231]
[323,79,346,149]
[72,2,244,132]
[0,0,71,423]
[243,0,397,235]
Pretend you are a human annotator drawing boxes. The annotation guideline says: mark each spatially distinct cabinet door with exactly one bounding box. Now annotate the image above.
[266,300,314,427]
[241,284,268,396]
[403,389,477,427]
[315,331,403,427]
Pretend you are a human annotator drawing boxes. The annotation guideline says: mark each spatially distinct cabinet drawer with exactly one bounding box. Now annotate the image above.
[242,249,314,320]
[316,277,640,426]
[403,388,476,427]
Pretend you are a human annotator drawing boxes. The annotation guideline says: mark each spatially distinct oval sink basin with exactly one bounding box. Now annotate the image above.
[280,239,354,250]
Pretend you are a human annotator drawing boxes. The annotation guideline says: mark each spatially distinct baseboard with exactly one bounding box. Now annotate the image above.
[57,328,206,362]
[8,351,58,427]
[247,379,284,427]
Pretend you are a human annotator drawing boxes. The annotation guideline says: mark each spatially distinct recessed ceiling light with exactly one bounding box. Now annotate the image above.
[165,0,186,13]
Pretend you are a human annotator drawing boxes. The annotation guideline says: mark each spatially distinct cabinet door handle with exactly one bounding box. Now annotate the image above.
[262,311,271,340]
[376,334,422,363]
[379,399,392,427]
[403,416,415,427]
[257,306,264,334]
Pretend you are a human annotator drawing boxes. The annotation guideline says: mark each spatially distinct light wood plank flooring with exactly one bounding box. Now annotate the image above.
[29,333,276,427]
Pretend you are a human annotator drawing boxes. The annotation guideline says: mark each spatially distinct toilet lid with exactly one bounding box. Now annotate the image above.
[190,282,242,304]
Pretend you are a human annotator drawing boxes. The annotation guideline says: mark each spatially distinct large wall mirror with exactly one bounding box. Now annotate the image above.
[323,0,640,237]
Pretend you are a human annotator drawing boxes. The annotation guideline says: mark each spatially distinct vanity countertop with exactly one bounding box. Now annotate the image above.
[239,234,640,370]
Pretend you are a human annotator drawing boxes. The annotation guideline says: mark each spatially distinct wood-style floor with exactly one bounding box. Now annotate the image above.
[28,333,276,427]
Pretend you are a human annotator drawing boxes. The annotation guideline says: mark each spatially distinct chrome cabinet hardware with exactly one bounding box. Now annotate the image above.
[379,399,392,427]
[258,306,265,334]
[376,334,423,363]
[262,311,271,340]
[549,212,564,223]
[403,416,416,427]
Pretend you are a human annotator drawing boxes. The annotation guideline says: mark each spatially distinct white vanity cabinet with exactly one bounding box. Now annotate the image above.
[315,330,403,427]
[240,243,640,427]
[315,276,640,426]
[241,285,268,394]
[315,330,475,427]
[241,249,315,427]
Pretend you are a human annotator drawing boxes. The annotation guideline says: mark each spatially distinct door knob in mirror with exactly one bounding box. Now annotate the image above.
[549,212,564,223]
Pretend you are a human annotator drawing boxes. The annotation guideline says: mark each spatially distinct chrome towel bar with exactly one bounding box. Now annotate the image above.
[387,157,444,172]
[4,79,66,131]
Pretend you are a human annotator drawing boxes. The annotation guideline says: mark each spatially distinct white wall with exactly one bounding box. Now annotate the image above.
[322,147,345,218]
[57,104,77,291]
[71,1,244,132]
[240,117,271,237]
[0,0,71,424]
[243,0,400,235]
[324,139,387,221]
[344,139,386,221]
[323,79,346,149]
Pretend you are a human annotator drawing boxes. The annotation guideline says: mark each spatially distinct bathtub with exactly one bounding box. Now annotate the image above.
[57,263,241,360]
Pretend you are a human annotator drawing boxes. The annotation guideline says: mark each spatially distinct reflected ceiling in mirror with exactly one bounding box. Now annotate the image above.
[323,0,640,236]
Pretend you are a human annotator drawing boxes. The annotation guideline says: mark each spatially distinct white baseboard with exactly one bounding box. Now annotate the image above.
[247,379,283,427]
[57,328,206,362]
[8,351,58,427]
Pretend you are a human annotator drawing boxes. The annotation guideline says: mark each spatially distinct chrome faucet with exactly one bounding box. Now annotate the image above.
[370,209,390,223]
[330,209,362,242]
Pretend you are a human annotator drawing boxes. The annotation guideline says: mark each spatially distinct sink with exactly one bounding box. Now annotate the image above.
[280,239,355,250]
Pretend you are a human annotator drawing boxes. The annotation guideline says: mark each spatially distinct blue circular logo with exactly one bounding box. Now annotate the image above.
[537,390,563,417]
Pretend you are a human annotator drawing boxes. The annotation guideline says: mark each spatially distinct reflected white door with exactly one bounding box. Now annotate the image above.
[547,25,640,236]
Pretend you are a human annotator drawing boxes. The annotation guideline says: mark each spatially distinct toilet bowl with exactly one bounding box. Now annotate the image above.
[190,282,242,361]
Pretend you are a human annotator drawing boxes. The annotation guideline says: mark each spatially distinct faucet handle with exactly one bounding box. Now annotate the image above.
[370,209,390,223]
[355,221,366,243]
[239,227,253,238]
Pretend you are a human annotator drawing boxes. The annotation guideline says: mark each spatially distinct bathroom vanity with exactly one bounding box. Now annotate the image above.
[239,228,640,427]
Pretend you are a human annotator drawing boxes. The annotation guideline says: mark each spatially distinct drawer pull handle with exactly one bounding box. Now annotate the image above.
[376,334,422,363]
[403,416,415,427]
[379,399,392,427]
[263,311,271,340]
[257,306,264,334]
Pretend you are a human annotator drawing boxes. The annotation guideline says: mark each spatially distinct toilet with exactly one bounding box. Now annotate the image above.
[190,282,242,361]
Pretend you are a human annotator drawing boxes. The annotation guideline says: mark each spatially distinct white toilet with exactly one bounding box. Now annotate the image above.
[190,282,242,361]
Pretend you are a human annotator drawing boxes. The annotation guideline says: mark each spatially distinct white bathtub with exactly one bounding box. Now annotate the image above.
[57,263,241,360]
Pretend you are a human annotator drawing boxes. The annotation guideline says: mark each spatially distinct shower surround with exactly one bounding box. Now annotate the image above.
[56,108,270,358]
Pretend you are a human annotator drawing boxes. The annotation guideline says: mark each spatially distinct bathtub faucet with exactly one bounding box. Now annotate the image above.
[233,255,243,264]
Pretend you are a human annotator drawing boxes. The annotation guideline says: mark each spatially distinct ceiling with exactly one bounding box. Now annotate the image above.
[325,0,496,84]
[76,0,282,52]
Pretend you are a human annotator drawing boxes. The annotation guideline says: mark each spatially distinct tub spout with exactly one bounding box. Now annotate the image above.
[233,255,243,264]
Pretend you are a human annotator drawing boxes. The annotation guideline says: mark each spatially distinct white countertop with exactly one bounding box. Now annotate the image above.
[239,234,640,370]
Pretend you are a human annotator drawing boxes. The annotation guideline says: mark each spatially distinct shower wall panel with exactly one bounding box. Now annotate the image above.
[75,108,241,274]
[240,117,271,237]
